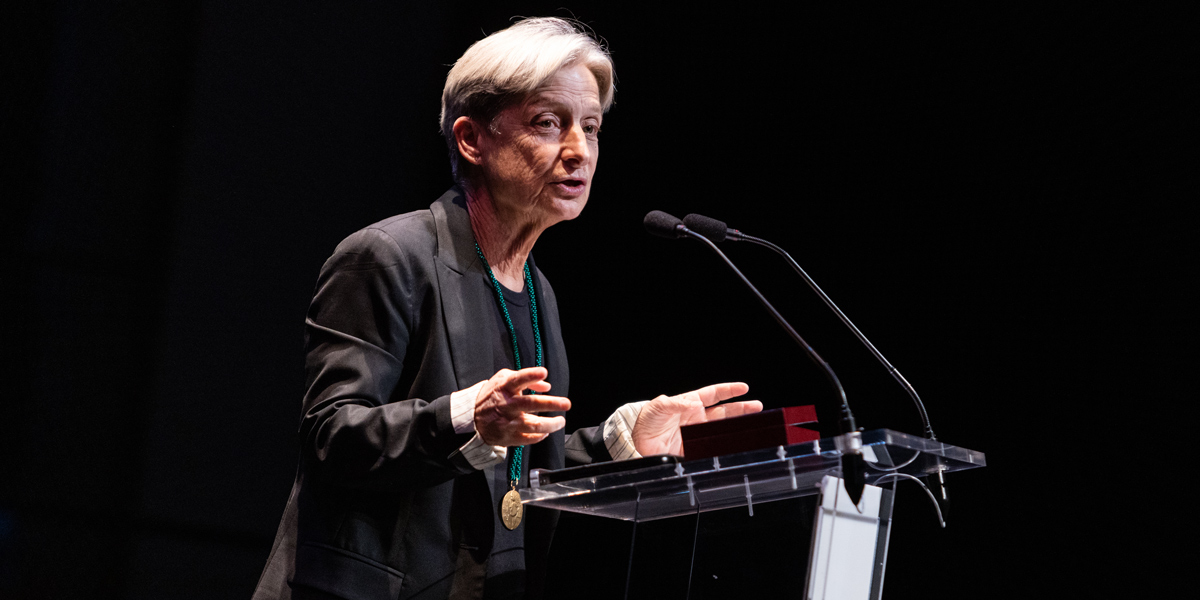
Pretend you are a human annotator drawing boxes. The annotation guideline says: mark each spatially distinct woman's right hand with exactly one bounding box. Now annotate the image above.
[473,367,570,447]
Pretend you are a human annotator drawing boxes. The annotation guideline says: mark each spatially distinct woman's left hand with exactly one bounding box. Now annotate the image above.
[631,382,761,456]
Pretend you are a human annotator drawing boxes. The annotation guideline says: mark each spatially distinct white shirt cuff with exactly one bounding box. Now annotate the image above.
[451,381,486,434]
[458,432,507,469]
[602,401,647,461]
[451,381,506,469]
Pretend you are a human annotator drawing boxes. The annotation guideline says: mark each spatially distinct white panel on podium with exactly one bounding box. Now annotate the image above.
[805,476,893,600]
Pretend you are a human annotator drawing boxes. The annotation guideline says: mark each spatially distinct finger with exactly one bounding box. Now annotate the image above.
[505,394,571,414]
[645,395,707,426]
[516,432,551,444]
[489,430,552,447]
[688,382,750,407]
[704,399,763,421]
[524,380,552,393]
[518,414,567,434]
[491,416,565,446]
[651,395,703,413]
[498,367,550,392]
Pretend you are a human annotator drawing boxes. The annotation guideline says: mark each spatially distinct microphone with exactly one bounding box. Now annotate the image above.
[643,210,688,239]
[680,212,740,242]
[644,210,867,505]
[682,212,944,521]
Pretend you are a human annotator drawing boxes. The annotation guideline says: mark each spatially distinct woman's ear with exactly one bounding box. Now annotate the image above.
[453,116,486,167]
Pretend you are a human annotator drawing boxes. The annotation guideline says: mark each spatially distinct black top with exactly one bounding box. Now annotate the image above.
[481,274,540,598]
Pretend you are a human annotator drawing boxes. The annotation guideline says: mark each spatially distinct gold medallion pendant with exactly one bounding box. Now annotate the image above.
[500,488,523,530]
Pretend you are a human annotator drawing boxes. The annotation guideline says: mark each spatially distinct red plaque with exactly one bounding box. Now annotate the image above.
[680,405,819,460]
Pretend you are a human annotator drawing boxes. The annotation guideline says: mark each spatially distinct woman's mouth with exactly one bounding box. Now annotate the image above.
[553,179,587,195]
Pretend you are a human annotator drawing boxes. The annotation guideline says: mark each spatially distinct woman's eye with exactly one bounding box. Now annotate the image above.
[535,119,555,128]
[583,124,599,135]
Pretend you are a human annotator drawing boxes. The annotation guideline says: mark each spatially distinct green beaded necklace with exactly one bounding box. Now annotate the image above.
[474,242,543,529]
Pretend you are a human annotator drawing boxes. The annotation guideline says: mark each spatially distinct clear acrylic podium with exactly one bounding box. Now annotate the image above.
[524,429,985,599]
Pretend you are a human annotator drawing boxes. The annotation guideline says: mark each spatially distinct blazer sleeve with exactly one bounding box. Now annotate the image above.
[297,225,473,490]
[564,426,611,466]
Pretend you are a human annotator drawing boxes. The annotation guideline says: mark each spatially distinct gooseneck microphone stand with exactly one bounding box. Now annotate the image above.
[744,232,931,440]
[643,211,867,505]
[682,212,947,522]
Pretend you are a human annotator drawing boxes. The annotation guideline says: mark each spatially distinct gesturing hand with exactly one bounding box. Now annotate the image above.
[474,367,571,447]
[632,382,761,456]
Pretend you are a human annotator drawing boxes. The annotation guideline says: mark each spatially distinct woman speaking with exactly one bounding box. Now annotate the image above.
[253,17,760,600]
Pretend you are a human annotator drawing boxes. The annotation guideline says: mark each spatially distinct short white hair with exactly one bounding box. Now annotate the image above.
[440,17,616,182]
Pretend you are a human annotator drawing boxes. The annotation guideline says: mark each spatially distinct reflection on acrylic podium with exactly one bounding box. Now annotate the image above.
[526,429,985,599]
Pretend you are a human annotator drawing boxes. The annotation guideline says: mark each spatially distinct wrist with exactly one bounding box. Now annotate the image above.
[451,380,487,435]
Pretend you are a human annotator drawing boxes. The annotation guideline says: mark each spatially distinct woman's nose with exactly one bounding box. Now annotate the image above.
[560,124,591,167]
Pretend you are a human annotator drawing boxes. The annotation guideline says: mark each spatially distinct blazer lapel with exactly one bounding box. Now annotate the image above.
[431,189,507,536]
[430,189,497,393]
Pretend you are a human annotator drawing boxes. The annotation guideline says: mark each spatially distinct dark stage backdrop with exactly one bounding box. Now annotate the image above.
[2,2,1190,598]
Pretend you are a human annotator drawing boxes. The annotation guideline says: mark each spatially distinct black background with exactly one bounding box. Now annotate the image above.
[1,1,1191,598]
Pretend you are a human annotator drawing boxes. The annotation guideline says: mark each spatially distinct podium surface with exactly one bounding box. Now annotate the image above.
[524,428,984,522]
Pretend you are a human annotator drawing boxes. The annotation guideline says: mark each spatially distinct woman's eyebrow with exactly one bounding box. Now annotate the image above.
[525,93,602,113]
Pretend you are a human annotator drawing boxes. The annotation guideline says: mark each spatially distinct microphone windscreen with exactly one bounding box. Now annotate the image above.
[643,210,685,239]
[683,213,728,242]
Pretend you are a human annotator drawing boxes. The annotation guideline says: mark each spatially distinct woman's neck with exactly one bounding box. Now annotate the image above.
[465,186,545,291]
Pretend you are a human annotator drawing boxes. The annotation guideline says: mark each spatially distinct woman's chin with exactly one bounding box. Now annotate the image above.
[550,196,588,222]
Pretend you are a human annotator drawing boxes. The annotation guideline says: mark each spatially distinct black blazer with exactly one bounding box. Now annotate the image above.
[253,189,608,600]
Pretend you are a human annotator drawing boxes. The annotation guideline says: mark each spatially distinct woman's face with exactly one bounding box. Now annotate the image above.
[474,62,602,227]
